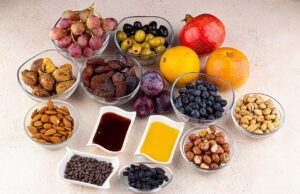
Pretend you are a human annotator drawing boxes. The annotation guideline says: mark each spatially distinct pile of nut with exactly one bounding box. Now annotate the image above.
[81,57,139,98]
[234,94,281,135]
[184,125,231,170]
[21,58,76,97]
[27,100,74,144]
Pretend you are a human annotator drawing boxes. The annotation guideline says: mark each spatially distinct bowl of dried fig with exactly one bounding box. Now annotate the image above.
[80,54,142,105]
[24,100,80,150]
[17,49,80,101]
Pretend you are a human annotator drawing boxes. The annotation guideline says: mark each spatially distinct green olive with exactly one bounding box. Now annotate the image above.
[154,45,166,53]
[127,48,134,54]
[145,34,154,42]
[141,42,150,49]
[141,48,152,56]
[157,36,166,45]
[131,43,142,55]
[134,30,146,43]
[117,31,127,42]
[129,37,136,44]
[121,38,133,51]
[148,37,162,48]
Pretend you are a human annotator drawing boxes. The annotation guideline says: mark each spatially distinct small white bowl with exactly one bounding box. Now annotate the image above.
[57,147,119,189]
[87,106,136,154]
[135,115,185,164]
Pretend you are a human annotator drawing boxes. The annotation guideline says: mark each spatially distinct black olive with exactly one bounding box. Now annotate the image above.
[148,29,158,36]
[158,25,169,37]
[142,25,149,33]
[123,23,133,33]
[133,21,143,30]
[149,21,157,30]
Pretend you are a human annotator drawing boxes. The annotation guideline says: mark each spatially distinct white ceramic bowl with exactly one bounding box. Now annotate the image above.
[57,147,119,189]
[135,115,185,164]
[87,106,136,154]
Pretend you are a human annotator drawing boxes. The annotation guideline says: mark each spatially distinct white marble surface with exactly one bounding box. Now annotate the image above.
[0,0,300,193]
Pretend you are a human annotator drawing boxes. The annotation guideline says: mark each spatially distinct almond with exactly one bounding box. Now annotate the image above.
[50,136,62,144]
[45,110,57,115]
[33,121,43,127]
[37,139,48,144]
[45,129,57,136]
[43,123,52,129]
[50,115,60,125]
[53,125,65,131]
[31,109,38,119]
[32,114,43,122]
[32,133,42,139]
[41,114,49,123]
[63,118,72,128]
[27,126,38,134]
[38,106,47,114]
[47,100,54,110]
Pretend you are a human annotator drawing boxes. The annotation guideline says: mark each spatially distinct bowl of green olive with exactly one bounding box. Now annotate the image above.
[114,16,174,66]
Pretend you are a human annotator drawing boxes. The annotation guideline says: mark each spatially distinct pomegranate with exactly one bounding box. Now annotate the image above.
[179,14,225,55]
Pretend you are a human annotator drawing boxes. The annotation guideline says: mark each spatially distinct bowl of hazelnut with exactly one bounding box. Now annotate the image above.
[180,125,236,172]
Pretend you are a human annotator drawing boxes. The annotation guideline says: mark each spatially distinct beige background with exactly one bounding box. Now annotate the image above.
[1,0,300,193]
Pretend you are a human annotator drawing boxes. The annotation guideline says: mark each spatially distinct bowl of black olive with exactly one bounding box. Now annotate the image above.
[114,16,174,65]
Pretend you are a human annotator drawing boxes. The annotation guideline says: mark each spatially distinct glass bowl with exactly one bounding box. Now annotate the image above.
[23,100,80,150]
[170,72,235,126]
[180,125,236,173]
[114,16,174,66]
[17,49,80,101]
[118,162,173,193]
[231,93,285,138]
[51,17,110,63]
[80,54,142,105]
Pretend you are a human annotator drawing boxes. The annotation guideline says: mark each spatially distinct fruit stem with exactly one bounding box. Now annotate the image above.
[182,14,193,22]
[70,32,77,44]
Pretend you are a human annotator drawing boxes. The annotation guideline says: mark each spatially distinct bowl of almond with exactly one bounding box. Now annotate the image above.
[24,100,80,150]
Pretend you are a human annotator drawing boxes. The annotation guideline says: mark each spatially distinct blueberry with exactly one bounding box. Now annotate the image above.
[199,101,206,109]
[199,108,207,116]
[129,182,136,187]
[195,96,201,104]
[220,107,225,112]
[191,110,200,118]
[201,91,209,99]
[156,168,165,175]
[206,100,213,107]
[209,91,217,96]
[187,89,195,95]
[207,115,215,120]
[194,90,201,96]
[208,96,214,102]
[196,79,204,85]
[164,176,169,182]
[215,95,222,102]
[213,103,222,111]
[178,107,185,113]
[206,107,213,114]
[220,99,227,107]
[188,95,195,102]
[179,88,187,95]
[186,83,194,89]
[192,103,200,110]
[211,84,218,91]
[197,85,205,90]
[174,97,183,108]
[215,111,222,118]
[184,105,193,114]
[181,96,189,104]
[123,171,129,176]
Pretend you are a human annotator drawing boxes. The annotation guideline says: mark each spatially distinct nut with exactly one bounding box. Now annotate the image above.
[205,133,216,141]
[211,154,220,163]
[193,155,202,164]
[189,133,198,142]
[210,144,218,153]
[199,142,210,151]
[209,163,219,169]
[220,153,230,163]
[222,143,230,153]
[184,142,193,152]
[215,136,225,145]
[200,163,209,169]
[192,146,202,155]
[185,151,194,161]
[193,138,202,146]
[199,130,207,138]
[203,155,212,165]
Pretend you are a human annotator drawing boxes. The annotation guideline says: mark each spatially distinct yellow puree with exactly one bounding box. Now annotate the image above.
[140,122,179,162]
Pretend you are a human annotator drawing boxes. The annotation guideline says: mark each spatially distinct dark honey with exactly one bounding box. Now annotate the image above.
[93,112,131,152]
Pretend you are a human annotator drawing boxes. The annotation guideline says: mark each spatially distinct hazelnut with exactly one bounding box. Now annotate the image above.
[211,154,220,163]
[204,151,212,155]
[185,151,194,161]
[200,163,209,169]
[220,153,230,163]
[215,131,225,138]
[193,138,202,146]
[193,155,202,164]
[184,142,193,152]
[215,136,225,145]
[210,144,219,153]
[209,140,217,147]
[208,125,216,134]
[215,146,224,154]
[209,163,219,169]
[203,155,212,165]
[199,130,207,138]
[222,143,231,153]
[192,146,202,155]
[205,133,216,140]
[199,142,210,151]
[189,133,198,142]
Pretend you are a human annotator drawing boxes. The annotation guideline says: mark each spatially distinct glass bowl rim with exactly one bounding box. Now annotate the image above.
[79,54,143,101]
[179,125,236,172]
[231,92,286,138]
[170,72,236,123]
[118,161,173,193]
[17,49,81,100]
[51,17,111,61]
[114,15,175,57]
[23,100,80,147]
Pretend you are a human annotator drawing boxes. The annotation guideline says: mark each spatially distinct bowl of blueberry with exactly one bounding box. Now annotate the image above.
[118,162,172,193]
[114,16,174,65]
[170,72,235,125]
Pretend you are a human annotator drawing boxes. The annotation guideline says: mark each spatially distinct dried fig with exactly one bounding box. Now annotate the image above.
[87,58,105,68]
[81,66,93,87]
[125,75,139,93]
[52,66,72,82]
[56,79,76,94]
[94,65,113,74]
[112,72,127,97]
[124,67,136,77]
[21,70,38,86]
[107,60,123,71]
[31,85,51,97]
[93,78,115,98]
[40,58,57,73]
[39,73,55,90]
[154,90,172,114]
[31,58,43,72]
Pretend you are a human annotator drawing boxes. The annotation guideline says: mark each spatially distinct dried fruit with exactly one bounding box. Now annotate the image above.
[112,72,127,97]
[21,70,38,86]
[141,71,164,96]
[52,66,72,82]
[56,80,76,94]
[132,95,154,118]
[153,90,172,114]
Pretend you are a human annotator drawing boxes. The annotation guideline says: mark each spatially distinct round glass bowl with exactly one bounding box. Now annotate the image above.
[17,49,80,101]
[24,100,80,150]
[231,93,285,138]
[114,16,174,66]
[118,162,173,193]
[180,125,236,173]
[170,72,235,126]
[80,54,142,105]
[51,17,110,63]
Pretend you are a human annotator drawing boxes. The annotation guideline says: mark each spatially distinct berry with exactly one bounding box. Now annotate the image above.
[191,110,200,118]
[186,83,194,89]
[220,99,227,107]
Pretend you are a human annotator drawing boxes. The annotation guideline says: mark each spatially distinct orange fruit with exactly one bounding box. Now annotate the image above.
[206,47,249,89]
[160,46,200,87]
